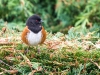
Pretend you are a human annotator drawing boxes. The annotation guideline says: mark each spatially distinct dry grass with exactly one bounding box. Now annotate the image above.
[0,27,100,75]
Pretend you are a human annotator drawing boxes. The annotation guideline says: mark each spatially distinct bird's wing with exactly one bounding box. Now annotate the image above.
[21,26,30,45]
[40,26,46,44]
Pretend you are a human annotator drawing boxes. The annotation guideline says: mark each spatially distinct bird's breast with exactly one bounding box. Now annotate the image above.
[26,30,42,46]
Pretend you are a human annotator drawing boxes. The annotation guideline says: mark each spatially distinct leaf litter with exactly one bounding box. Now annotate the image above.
[0,27,100,74]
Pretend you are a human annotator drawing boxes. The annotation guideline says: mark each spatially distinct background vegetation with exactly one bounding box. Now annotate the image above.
[0,0,100,34]
[0,0,100,75]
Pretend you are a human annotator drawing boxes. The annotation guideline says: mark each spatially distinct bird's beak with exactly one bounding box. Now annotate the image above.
[40,20,44,23]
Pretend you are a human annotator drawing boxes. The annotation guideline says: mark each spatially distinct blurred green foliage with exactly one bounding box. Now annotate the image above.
[0,0,33,22]
[0,0,100,35]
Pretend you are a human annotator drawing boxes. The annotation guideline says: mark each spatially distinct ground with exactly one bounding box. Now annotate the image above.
[0,29,100,75]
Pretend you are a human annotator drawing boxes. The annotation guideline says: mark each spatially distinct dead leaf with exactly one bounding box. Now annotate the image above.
[0,67,18,74]
[16,55,22,60]
[0,37,13,45]
[8,69,18,74]
[90,59,100,69]
[37,66,43,71]
[2,27,6,33]
[28,66,42,75]
[28,70,37,75]
[94,44,100,49]
[20,53,32,70]
[95,40,100,49]
[5,56,15,62]
[45,40,62,50]
[0,72,4,75]
[53,61,63,66]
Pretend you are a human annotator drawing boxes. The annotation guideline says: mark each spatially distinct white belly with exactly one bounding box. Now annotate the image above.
[27,30,42,46]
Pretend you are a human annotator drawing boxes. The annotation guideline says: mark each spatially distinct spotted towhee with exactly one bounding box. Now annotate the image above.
[21,14,46,46]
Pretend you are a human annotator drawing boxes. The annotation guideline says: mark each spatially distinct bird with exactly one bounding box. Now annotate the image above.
[21,14,46,49]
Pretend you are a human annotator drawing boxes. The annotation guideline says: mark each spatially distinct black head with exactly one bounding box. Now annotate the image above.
[26,14,42,33]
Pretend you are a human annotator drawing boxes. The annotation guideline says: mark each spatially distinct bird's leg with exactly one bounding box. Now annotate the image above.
[27,46,30,53]
[38,45,41,54]
[35,45,40,54]
[24,46,30,54]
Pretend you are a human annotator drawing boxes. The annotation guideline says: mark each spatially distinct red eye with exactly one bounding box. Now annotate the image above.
[36,20,38,22]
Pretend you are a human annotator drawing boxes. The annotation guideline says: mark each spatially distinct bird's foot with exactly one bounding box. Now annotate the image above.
[24,47,29,54]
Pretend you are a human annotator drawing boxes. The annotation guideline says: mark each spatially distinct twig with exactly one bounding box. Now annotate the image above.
[0,67,18,74]
[89,59,100,69]
[0,72,4,75]
[0,60,13,69]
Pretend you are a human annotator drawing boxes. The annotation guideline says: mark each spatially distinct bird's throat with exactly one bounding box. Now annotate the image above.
[28,26,42,33]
